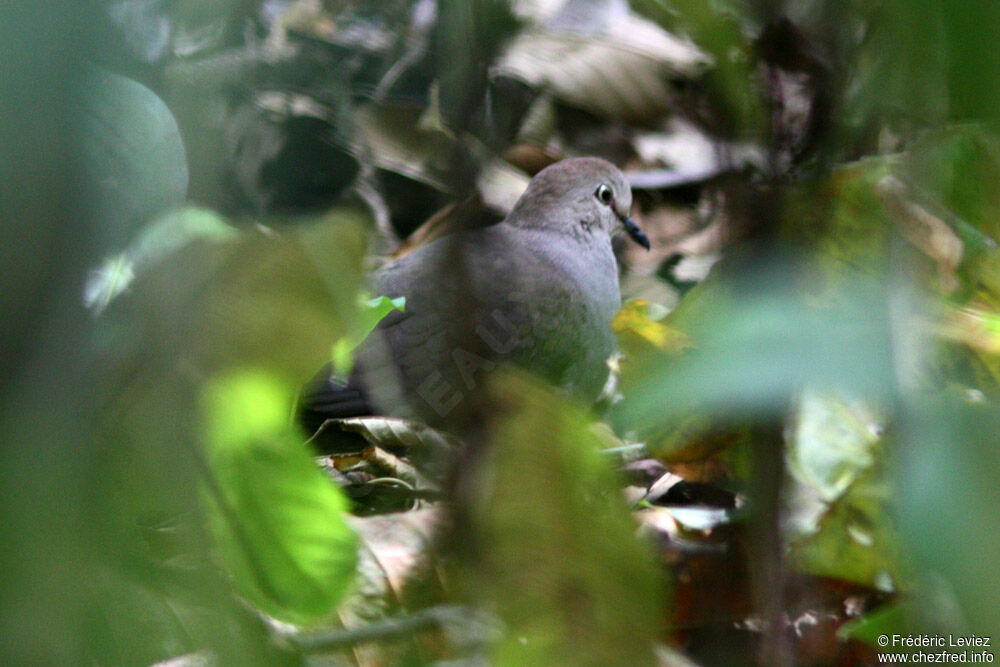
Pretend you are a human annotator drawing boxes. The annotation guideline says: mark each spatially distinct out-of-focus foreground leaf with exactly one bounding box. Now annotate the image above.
[94,207,368,657]
[85,206,237,312]
[845,1,1000,135]
[615,266,894,448]
[1,3,97,662]
[896,396,1000,638]
[78,68,188,250]
[452,373,663,665]
[201,369,357,625]
[791,468,899,592]
[908,126,1000,245]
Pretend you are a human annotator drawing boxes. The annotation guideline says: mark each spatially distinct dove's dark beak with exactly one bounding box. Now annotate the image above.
[622,215,651,250]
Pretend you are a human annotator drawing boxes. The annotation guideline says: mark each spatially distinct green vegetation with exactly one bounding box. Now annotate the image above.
[4,0,1000,663]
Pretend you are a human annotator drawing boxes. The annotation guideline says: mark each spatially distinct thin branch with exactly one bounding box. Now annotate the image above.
[288,605,471,652]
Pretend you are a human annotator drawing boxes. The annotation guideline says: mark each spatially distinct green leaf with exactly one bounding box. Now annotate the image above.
[838,602,909,647]
[788,390,880,504]
[79,68,189,249]
[85,207,238,313]
[331,295,405,376]
[84,253,136,314]
[786,390,904,590]
[908,125,1000,248]
[617,266,895,433]
[128,207,237,268]
[840,580,971,650]
[454,373,663,665]
[896,395,1000,637]
[200,369,357,625]
[95,207,368,653]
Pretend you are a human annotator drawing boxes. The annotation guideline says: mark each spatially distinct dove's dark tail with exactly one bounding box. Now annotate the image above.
[298,364,374,438]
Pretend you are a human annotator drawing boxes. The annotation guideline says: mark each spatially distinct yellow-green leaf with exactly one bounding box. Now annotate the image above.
[201,369,357,625]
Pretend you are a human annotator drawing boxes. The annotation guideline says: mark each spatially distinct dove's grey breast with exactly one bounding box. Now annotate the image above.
[356,219,621,422]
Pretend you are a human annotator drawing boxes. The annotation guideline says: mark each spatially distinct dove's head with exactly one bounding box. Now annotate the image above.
[507,157,650,250]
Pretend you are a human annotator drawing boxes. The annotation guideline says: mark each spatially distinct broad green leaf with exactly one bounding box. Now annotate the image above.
[96,207,367,641]
[85,207,237,313]
[454,373,662,665]
[838,602,909,650]
[786,390,901,591]
[896,396,1000,637]
[128,207,237,267]
[840,584,969,653]
[79,68,188,249]
[907,126,1000,243]
[201,369,357,625]
[617,266,894,437]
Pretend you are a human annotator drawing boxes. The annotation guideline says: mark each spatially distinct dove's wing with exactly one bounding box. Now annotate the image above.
[354,223,619,421]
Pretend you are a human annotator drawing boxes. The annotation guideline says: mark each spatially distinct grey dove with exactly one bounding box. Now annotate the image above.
[300,157,649,436]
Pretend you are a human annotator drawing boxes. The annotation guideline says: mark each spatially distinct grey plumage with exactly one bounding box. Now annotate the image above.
[301,157,647,431]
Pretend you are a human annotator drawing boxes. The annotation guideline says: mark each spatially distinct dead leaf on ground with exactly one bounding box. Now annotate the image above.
[496,12,709,123]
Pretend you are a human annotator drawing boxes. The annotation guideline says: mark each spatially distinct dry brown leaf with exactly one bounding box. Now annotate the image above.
[332,416,462,454]
[354,104,455,191]
[335,509,443,663]
[877,176,964,293]
[496,12,709,123]
[389,159,529,257]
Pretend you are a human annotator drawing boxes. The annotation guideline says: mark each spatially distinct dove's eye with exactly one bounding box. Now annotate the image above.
[595,184,613,205]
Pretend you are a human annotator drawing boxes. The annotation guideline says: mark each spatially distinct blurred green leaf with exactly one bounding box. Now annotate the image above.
[96,207,368,646]
[84,253,135,315]
[85,207,237,312]
[938,303,1000,388]
[807,160,894,293]
[844,2,948,130]
[937,1,1000,125]
[787,389,900,592]
[98,207,367,526]
[847,1,1000,132]
[201,369,357,625]
[617,266,894,437]
[85,563,281,666]
[896,395,1000,637]
[456,373,662,665]
[128,206,237,266]
[838,601,908,647]
[79,68,188,250]
[840,582,971,653]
